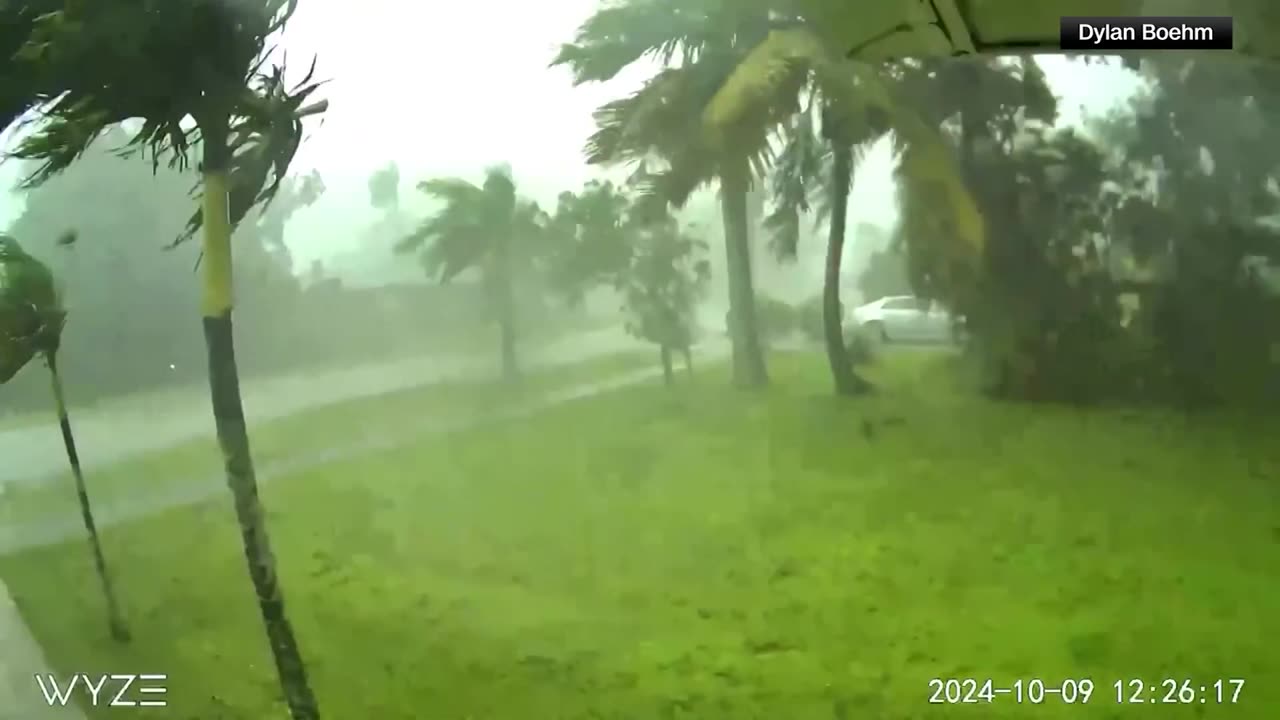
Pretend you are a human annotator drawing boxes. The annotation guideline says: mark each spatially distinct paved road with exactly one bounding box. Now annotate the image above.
[0,327,643,489]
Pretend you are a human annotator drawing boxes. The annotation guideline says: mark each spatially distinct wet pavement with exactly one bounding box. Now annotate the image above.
[0,327,642,489]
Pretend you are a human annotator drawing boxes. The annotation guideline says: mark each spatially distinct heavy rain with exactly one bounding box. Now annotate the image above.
[1,1,1278,718]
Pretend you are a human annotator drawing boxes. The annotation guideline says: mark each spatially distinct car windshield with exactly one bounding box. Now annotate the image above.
[1,3,1278,718]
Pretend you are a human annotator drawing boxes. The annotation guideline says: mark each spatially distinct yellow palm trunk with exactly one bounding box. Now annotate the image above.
[200,166,321,720]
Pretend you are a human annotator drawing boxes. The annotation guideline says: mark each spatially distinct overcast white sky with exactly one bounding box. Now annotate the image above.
[1,0,1145,267]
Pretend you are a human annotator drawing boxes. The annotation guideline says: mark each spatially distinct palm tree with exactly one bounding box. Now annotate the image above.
[697,24,984,394]
[396,166,546,381]
[4,3,327,717]
[0,234,129,642]
[552,0,784,389]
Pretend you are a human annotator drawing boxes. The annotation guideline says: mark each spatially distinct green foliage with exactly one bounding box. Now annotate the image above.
[543,180,634,304]
[0,235,63,383]
[753,294,798,341]
[397,166,547,284]
[9,352,1280,718]
[4,0,327,247]
[618,215,711,350]
[367,162,401,211]
[544,179,710,351]
[796,295,825,342]
[908,55,1280,407]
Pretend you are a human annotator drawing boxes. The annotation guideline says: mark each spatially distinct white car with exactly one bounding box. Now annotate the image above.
[847,295,963,344]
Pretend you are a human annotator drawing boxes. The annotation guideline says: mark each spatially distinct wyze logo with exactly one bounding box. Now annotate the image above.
[34,673,168,708]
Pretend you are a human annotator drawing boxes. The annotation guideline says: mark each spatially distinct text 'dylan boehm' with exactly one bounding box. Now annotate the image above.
[1059,16,1233,51]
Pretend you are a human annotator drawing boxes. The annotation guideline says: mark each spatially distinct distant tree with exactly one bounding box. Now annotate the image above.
[618,215,710,384]
[543,180,632,305]
[367,162,401,211]
[2,131,321,408]
[0,235,128,642]
[396,165,547,381]
[545,181,709,382]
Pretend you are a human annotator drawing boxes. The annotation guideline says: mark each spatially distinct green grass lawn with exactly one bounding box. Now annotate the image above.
[2,350,1279,718]
[0,348,657,522]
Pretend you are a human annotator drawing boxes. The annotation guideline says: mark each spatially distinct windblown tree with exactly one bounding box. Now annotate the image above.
[620,214,711,384]
[1099,56,1280,404]
[543,179,634,305]
[689,25,986,394]
[368,161,401,212]
[552,0,781,389]
[546,181,709,382]
[3,2,328,717]
[0,234,128,642]
[890,57,1056,314]
[396,165,547,381]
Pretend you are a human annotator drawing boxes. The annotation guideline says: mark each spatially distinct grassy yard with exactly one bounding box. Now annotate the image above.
[2,350,1279,718]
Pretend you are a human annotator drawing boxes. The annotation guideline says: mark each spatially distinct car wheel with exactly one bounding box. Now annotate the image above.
[865,320,888,343]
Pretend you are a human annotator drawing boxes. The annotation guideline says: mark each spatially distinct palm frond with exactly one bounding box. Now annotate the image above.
[765,105,822,261]
[174,58,328,246]
[6,93,124,187]
[0,234,65,382]
[702,28,817,151]
[585,68,709,164]
[550,0,730,83]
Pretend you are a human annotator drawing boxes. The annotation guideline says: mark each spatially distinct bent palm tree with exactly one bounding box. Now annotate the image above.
[5,2,327,717]
[396,166,546,381]
[0,235,128,642]
[709,25,984,394]
[552,0,787,389]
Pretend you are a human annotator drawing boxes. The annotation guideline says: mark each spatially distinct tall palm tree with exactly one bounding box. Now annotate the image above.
[4,2,327,717]
[396,166,546,381]
[552,0,786,389]
[704,25,985,394]
[0,234,129,642]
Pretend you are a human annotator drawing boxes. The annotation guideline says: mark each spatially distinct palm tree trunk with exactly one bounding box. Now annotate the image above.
[719,155,768,388]
[493,241,519,383]
[199,129,321,720]
[46,351,129,642]
[660,344,674,386]
[824,144,872,396]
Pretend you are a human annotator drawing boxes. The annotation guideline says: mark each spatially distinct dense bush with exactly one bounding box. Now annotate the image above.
[753,294,799,342]
[797,295,825,343]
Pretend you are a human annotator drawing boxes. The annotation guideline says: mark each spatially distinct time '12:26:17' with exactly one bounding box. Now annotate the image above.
[1114,679,1244,704]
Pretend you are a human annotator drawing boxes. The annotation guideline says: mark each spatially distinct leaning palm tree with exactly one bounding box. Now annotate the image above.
[5,2,327,717]
[699,25,985,395]
[0,234,128,642]
[396,166,546,382]
[552,0,785,389]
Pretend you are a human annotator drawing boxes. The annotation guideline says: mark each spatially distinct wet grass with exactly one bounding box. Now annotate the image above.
[3,350,1280,718]
[0,348,657,522]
